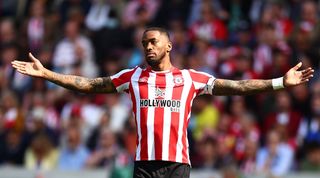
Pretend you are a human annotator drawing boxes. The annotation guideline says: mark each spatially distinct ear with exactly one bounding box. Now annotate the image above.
[166,42,172,52]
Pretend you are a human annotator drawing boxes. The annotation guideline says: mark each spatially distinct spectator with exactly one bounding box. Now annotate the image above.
[194,136,219,169]
[126,27,145,68]
[0,90,24,131]
[0,18,17,44]
[192,95,220,141]
[234,112,260,162]
[298,90,320,146]
[52,19,98,78]
[261,1,293,40]
[58,126,89,170]
[263,91,302,149]
[188,0,226,26]
[189,2,227,46]
[253,23,276,78]
[25,105,59,146]
[256,130,294,177]
[24,0,47,53]
[120,117,137,158]
[0,129,26,165]
[104,94,130,133]
[86,110,110,151]
[24,133,59,170]
[0,42,32,95]
[238,135,259,176]
[61,94,104,141]
[85,0,119,31]
[300,141,320,172]
[86,127,130,169]
[121,0,160,28]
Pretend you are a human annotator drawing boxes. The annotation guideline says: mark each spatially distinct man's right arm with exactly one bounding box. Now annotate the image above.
[43,68,116,93]
[11,53,117,94]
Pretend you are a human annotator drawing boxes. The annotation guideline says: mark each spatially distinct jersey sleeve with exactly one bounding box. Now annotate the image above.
[189,69,216,95]
[110,67,137,93]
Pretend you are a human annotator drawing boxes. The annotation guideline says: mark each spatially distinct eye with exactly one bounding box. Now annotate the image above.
[142,42,147,47]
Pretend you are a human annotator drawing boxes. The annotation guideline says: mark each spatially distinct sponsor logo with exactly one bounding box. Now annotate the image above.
[155,87,165,98]
[140,99,180,112]
[138,77,149,83]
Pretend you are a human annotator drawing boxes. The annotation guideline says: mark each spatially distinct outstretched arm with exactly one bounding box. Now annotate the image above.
[11,53,117,93]
[213,62,314,95]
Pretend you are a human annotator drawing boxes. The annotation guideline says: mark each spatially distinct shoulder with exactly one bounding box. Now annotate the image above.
[187,69,215,81]
[110,67,141,84]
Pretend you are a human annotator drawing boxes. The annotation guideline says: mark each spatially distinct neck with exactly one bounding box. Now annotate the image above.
[151,63,172,71]
[150,56,173,71]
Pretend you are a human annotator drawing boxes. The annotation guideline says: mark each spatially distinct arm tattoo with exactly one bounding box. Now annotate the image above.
[213,79,273,95]
[44,69,116,93]
[88,77,116,93]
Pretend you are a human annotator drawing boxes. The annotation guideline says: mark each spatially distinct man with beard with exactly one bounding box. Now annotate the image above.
[12,27,314,178]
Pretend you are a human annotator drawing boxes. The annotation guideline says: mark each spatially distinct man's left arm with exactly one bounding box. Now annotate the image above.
[213,62,314,96]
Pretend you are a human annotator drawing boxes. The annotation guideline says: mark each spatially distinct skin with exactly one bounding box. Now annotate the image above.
[11,30,314,95]
[141,30,172,71]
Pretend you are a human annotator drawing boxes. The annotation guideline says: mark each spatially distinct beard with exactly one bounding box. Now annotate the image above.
[146,51,166,67]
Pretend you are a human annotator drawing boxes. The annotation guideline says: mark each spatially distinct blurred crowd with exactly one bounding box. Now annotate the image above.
[0,0,320,177]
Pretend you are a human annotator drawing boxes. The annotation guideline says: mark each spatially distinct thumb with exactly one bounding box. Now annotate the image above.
[29,52,40,63]
[292,62,302,71]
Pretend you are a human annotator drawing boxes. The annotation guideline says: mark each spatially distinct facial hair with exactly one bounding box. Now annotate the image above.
[146,51,166,67]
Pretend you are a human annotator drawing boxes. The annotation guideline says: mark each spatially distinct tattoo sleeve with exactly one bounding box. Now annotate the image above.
[213,79,274,95]
[43,68,117,93]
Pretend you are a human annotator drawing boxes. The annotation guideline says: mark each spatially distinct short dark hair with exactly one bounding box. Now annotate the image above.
[143,27,170,40]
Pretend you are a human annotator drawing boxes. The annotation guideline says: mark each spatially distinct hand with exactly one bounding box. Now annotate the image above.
[283,62,314,87]
[11,53,45,77]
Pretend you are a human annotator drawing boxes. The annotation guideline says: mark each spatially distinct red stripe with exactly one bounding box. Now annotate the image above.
[129,81,137,160]
[112,69,136,88]
[182,83,196,163]
[138,71,150,160]
[154,74,166,160]
[188,69,211,84]
[189,69,211,95]
[168,71,184,161]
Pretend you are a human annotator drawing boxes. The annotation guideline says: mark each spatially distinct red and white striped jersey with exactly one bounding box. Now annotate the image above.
[110,66,215,164]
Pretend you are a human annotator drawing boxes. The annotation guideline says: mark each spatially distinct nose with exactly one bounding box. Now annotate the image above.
[146,42,153,51]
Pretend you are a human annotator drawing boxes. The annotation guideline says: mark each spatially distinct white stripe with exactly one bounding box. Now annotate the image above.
[110,68,135,80]
[193,81,206,90]
[131,68,142,160]
[162,73,173,160]
[175,70,192,162]
[116,82,129,92]
[189,69,215,78]
[147,72,156,160]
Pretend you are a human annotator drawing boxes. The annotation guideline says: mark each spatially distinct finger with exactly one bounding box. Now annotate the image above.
[12,61,26,67]
[301,74,314,81]
[12,64,24,70]
[29,52,39,63]
[301,68,314,74]
[11,60,28,65]
[301,68,311,74]
[12,61,26,68]
[11,60,26,64]
[302,70,314,78]
[16,68,27,75]
[292,62,302,71]
[300,78,310,84]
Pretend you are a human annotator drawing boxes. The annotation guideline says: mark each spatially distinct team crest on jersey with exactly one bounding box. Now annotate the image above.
[138,76,149,83]
[155,87,165,98]
[173,75,184,86]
